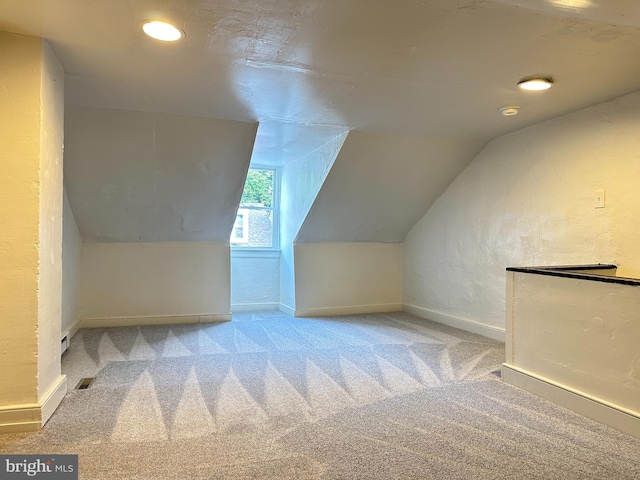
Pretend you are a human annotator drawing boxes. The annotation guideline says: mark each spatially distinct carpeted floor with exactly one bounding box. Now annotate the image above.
[1,311,639,479]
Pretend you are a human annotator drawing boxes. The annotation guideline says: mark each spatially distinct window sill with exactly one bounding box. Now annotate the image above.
[231,248,281,259]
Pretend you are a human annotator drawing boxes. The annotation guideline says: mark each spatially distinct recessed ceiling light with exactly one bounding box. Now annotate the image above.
[550,0,593,10]
[500,105,520,117]
[141,20,184,41]
[518,77,553,91]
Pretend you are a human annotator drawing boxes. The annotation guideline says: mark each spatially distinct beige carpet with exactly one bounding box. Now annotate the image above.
[1,311,639,479]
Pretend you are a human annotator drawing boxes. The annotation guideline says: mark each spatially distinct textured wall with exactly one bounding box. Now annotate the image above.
[404,90,640,331]
[37,40,65,399]
[231,255,280,309]
[506,270,640,415]
[0,32,42,407]
[80,242,230,321]
[62,189,82,335]
[0,33,65,416]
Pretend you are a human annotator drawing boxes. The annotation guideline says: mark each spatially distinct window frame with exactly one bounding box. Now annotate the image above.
[230,208,249,244]
[230,166,280,253]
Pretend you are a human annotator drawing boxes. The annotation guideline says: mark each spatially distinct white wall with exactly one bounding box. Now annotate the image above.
[231,254,280,311]
[506,270,640,413]
[404,90,640,335]
[62,189,81,336]
[294,243,402,316]
[0,33,66,430]
[279,132,348,310]
[37,40,65,403]
[80,242,231,325]
[503,270,640,438]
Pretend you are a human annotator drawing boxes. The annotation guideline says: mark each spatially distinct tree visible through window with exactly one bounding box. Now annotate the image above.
[231,168,277,248]
[241,169,273,207]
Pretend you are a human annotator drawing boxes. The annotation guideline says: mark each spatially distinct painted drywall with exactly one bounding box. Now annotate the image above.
[507,271,640,412]
[0,33,66,429]
[294,243,402,316]
[62,188,81,336]
[64,105,257,242]
[37,40,65,401]
[404,90,640,333]
[231,253,280,310]
[296,131,485,242]
[504,270,640,433]
[279,131,348,310]
[0,31,42,409]
[79,242,230,323]
[8,1,640,144]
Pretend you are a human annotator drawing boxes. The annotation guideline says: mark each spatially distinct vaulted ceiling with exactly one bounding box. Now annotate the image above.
[2,0,640,242]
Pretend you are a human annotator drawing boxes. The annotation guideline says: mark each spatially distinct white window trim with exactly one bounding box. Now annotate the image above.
[231,249,281,259]
[230,208,249,244]
[231,166,280,252]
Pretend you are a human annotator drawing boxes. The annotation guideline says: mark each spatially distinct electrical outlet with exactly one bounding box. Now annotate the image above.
[595,189,605,209]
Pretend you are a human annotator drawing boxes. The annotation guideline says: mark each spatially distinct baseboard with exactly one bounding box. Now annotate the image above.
[40,375,67,426]
[279,304,295,316]
[0,375,67,433]
[294,303,402,317]
[501,364,640,440]
[231,303,279,312]
[80,313,231,328]
[0,405,41,434]
[403,304,505,342]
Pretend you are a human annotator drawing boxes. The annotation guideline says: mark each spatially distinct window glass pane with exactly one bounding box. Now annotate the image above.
[240,169,273,208]
[247,209,273,247]
[230,209,249,244]
[232,168,277,247]
[231,209,273,247]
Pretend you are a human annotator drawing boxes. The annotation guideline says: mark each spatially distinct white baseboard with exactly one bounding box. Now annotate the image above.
[294,303,402,317]
[231,303,279,312]
[502,364,640,440]
[403,304,505,342]
[279,304,295,316]
[0,375,67,433]
[80,313,231,328]
[40,375,67,426]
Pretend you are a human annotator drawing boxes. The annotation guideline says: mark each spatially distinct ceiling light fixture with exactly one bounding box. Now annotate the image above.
[518,77,553,91]
[550,0,593,11]
[141,20,184,41]
[500,105,520,117]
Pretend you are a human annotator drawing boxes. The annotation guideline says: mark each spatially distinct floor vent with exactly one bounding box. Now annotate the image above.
[75,377,95,390]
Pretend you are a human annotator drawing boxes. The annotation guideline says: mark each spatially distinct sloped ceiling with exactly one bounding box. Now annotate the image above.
[1,0,639,137]
[2,0,640,242]
[64,106,257,242]
[296,132,486,243]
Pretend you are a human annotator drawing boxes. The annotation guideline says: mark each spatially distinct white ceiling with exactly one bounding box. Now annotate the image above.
[296,131,486,243]
[64,106,257,242]
[2,0,640,163]
[3,0,640,243]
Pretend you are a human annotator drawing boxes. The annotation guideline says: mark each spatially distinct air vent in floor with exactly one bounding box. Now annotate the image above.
[75,377,95,390]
